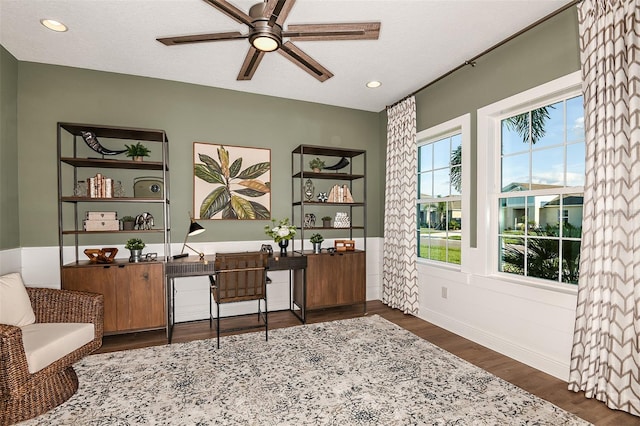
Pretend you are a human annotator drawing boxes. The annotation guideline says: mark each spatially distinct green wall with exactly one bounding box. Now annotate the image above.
[15,62,382,247]
[0,45,19,249]
[4,6,580,250]
[411,6,580,246]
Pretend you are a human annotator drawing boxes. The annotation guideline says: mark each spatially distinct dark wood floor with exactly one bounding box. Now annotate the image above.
[99,301,640,426]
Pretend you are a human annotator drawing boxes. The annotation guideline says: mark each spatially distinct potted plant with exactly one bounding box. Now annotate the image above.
[124,142,151,161]
[310,233,324,254]
[125,238,145,262]
[121,215,136,231]
[265,218,296,256]
[321,216,332,227]
[309,157,325,173]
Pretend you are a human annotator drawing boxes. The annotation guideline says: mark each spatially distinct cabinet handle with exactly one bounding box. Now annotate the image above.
[143,272,149,280]
[118,265,125,268]
[103,265,111,269]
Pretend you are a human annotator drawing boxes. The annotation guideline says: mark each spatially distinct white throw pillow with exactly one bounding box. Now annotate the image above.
[0,272,36,327]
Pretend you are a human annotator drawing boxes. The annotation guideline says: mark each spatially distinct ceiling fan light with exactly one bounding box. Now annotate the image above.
[252,35,279,52]
[366,80,382,88]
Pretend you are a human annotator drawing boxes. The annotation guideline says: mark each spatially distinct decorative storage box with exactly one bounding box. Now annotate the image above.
[86,211,117,220]
[333,212,351,228]
[83,219,120,231]
[334,240,355,252]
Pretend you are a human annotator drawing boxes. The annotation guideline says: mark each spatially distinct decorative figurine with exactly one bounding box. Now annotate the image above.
[317,192,328,202]
[323,157,350,171]
[81,131,127,156]
[304,178,315,201]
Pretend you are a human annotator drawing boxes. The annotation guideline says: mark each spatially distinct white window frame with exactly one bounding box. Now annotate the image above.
[416,113,471,270]
[476,71,582,292]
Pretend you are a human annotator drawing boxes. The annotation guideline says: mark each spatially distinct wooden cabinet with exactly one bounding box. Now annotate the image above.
[57,122,170,336]
[295,250,365,310]
[63,261,165,334]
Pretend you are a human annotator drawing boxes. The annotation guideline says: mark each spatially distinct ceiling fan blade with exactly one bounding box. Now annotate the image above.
[237,46,266,80]
[283,22,380,41]
[202,0,254,26]
[278,41,333,82]
[265,0,296,27]
[157,31,246,46]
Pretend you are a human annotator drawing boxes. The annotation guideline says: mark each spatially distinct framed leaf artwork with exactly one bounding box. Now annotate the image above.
[193,142,271,220]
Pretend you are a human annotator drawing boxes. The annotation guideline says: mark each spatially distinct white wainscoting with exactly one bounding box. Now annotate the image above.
[2,238,383,324]
[0,248,21,275]
[3,239,575,380]
[416,249,579,381]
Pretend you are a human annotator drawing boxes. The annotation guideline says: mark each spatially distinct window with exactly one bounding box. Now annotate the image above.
[497,94,584,284]
[417,131,462,265]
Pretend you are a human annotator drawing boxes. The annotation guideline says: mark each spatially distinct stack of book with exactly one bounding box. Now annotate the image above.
[87,173,114,198]
[327,184,354,203]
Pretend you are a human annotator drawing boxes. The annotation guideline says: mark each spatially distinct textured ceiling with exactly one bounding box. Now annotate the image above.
[0,0,574,112]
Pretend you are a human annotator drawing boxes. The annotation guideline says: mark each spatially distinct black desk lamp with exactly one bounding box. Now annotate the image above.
[173,218,206,259]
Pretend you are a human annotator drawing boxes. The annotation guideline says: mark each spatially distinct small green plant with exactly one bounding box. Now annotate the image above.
[121,215,135,222]
[310,233,324,244]
[321,216,331,221]
[125,238,145,250]
[124,142,151,158]
[309,157,325,170]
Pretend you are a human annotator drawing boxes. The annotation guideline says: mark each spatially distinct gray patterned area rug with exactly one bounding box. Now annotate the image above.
[21,315,589,425]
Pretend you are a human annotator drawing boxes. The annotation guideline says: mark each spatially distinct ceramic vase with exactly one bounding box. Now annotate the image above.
[278,240,289,256]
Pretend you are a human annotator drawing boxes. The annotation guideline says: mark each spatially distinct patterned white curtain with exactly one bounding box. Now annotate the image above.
[382,96,418,314]
[568,0,640,416]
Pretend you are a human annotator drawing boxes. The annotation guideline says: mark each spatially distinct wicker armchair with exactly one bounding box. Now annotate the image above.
[0,287,104,425]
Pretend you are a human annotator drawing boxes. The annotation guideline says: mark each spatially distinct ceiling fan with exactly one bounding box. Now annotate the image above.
[157,0,380,82]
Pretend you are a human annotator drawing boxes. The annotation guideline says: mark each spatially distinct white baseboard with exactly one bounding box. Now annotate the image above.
[419,308,570,381]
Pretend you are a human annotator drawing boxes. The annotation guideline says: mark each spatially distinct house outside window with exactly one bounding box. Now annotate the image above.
[417,132,462,265]
[498,94,584,284]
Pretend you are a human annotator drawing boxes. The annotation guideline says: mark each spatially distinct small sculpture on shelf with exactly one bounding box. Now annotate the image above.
[135,212,154,230]
[84,247,118,264]
[304,178,315,201]
[323,157,350,171]
[317,192,328,202]
[304,213,316,228]
[80,131,127,156]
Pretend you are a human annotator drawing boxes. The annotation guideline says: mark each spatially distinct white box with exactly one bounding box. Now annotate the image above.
[86,211,117,220]
[83,219,120,231]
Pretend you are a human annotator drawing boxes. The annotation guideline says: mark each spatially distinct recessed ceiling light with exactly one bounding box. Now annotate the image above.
[366,80,382,88]
[40,19,68,32]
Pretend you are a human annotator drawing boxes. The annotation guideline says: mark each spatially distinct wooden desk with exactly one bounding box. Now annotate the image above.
[165,255,216,343]
[266,252,307,324]
[164,252,307,343]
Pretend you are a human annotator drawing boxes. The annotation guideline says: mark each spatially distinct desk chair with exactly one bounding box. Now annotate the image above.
[209,252,268,348]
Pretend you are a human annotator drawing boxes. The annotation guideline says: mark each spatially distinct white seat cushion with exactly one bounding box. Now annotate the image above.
[21,323,95,374]
[0,272,36,327]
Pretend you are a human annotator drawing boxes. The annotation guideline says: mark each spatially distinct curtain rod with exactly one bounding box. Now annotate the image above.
[387,0,581,109]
